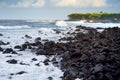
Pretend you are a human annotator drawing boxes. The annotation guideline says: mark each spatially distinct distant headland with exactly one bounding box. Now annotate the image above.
[67,12,120,23]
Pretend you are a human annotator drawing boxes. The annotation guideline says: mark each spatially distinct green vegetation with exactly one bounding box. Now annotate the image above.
[68,12,120,20]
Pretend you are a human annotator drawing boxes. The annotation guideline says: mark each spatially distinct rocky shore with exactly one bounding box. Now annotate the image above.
[60,26,120,80]
[0,26,120,80]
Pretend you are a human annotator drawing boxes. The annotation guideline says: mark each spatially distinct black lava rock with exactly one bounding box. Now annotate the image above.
[25,34,32,39]
[32,58,37,61]
[0,33,3,36]
[36,49,46,55]
[0,47,3,52]
[60,27,120,80]
[16,71,27,75]
[6,59,17,64]
[3,48,14,53]
[14,45,22,49]
[35,37,41,42]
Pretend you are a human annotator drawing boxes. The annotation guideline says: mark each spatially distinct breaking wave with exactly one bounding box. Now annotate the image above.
[55,20,67,27]
[0,25,31,29]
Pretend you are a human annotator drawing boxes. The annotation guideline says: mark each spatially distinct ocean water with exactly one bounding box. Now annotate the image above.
[0,20,120,44]
[0,20,65,47]
[0,20,120,80]
[0,20,120,47]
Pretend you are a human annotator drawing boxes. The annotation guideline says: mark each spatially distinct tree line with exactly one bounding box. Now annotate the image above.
[68,12,120,20]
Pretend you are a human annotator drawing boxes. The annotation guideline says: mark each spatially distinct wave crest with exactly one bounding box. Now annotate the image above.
[0,25,31,29]
[55,20,67,27]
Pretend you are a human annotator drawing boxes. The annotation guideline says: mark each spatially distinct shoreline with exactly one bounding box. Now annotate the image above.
[66,19,120,23]
[0,25,120,80]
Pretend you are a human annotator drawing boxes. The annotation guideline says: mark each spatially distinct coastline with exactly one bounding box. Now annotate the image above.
[0,24,120,80]
[66,19,120,23]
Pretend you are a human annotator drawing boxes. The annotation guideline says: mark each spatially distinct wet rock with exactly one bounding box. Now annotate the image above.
[21,44,28,51]
[0,41,5,45]
[14,45,21,49]
[75,32,85,40]
[87,75,95,80]
[0,47,3,52]
[6,59,17,64]
[25,34,32,39]
[53,61,59,67]
[0,33,3,36]
[80,54,88,61]
[6,55,12,57]
[62,51,71,60]
[48,76,53,80]
[19,62,30,66]
[16,71,27,75]
[105,73,113,80]
[12,51,18,54]
[59,37,67,41]
[92,64,103,73]
[32,41,43,47]
[35,63,40,66]
[53,29,61,34]
[44,41,56,49]
[66,37,74,41]
[100,47,110,53]
[3,48,14,54]
[42,39,49,42]
[63,71,75,80]
[0,41,9,45]
[60,27,120,80]
[28,46,32,49]
[75,28,81,31]
[32,58,37,61]
[94,54,106,62]
[43,59,49,65]
[36,49,47,55]
[44,62,49,65]
[10,73,14,76]
[35,37,41,42]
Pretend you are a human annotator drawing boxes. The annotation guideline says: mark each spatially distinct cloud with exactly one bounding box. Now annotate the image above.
[10,0,45,8]
[0,0,6,7]
[54,0,107,8]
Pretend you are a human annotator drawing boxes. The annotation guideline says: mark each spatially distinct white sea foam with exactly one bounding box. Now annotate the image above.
[67,20,87,24]
[56,20,67,27]
[26,20,43,22]
[26,19,55,23]
[67,21,120,28]
[0,25,31,29]
[0,51,63,80]
[0,28,65,48]
[75,78,83,80]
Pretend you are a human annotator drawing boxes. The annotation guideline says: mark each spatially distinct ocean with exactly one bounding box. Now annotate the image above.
[0,20,120,46]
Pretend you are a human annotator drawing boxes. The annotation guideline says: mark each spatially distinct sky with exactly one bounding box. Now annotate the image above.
[0,0,120,19]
